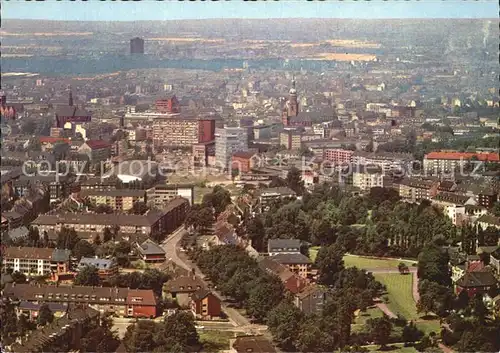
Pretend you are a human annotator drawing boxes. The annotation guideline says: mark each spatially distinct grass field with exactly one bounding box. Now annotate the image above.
[374,273,417,319]
[343,255,416,270]
[353,306,384,326]
[199,331,235,352]
[366,343,417,352]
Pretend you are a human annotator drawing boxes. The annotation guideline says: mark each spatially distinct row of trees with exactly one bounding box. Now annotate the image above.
[74,266,169,296]
[192,245,284,322]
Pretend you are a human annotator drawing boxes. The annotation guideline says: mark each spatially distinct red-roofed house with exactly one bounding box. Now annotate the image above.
[424,151,499,174]
[78,140,112,163]
[126,289,158,318]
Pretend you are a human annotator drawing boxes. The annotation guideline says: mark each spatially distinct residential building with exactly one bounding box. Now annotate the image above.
[256,187,297,212]
[269,253,312,279]
[232,151,260,173]
[423,151,499,174]
[294,285,327,315]
[215,127,248,171]
[397,178,438,202]
[352,151,412,172]
[190,289,221,320]
[267,239,301,256]
[16,302,68,321]
[490,248,500,273]
[77,257,119,282]
[279,130,302,150]
[6,306,100,353]
[136,238,166,263]
[258,257,307,294]
[152,114,217,148]
[78,140,112,163]
[431,192,477,226]
[81,189,146,211]
[3,283,158,318]
[155,95,180,113]
[164,276,205,307]
[32,197,189,240]
[2,247,71,279]
[146,183,195,207]
[455,271,498,297]
[13,174,72,202]
[352,165,385,192]
[323,149,354,165]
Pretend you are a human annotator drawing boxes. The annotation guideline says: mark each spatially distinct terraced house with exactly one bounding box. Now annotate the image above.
[32,197,189,240]
[2,283,158,318]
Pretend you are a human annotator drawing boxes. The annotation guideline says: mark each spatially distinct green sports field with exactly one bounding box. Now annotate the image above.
[374,273,417,319]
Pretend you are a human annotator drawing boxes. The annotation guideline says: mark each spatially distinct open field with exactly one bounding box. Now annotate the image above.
[199,330,235,352]
[324,39,381,48]
[374,273,417,319]
[354,306,384,326]
[343,255,416,270]
[194,186,213,204]
[310,53,377,61]
[148,37,224,43]
[366,343,417,353]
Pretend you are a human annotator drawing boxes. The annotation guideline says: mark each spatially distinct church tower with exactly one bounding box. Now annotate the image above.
[287,77,299,117]
[69,88,74,107]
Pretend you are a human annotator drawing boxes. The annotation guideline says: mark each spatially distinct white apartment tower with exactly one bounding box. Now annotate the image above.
[215,127,248,171]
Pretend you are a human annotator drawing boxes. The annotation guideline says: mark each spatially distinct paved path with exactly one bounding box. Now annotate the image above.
[375,301,397,318]
[162,227,251,327]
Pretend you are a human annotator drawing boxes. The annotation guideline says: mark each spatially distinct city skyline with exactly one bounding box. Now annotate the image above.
[2,0,498,21]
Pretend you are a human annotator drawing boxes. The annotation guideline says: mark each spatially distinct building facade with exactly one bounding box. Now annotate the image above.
[2,247,71,278]
[215,127,249,171]
[81,189,146,211]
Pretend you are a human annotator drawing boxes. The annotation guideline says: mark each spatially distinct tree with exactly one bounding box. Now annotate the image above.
[492,202,500,217]
[17,313,33,337]
[398,262,409,274]
[80,313,119,353]
[266,301,304,350]
[72,240,96,260]
[296,318,338,352]
[245,216,266,251]
[366,316,392,349]
[94,234,102,246]
[37,303,54,326]
[130,201,149,215]
[156,311,200,352]
[417,244,451,286]
[315,243,345,286]
[286,166,305,195]
[402,321,424,346]
[123,320,157,353]
[103,227,113,243]
[185,206,214,232]
[11,271,27,284]
[202,186,231,216]
[95,204,114,214]
[1,301,18,344]
[245,275,285,322]
[74,265,101,286]
[417,279,453,317]
[56,227,80,250]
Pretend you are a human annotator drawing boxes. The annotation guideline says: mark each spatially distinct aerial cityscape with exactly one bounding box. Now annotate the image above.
[0,1,499,353]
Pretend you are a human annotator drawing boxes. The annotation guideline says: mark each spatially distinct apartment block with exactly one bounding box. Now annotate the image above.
[32,197,189,240]
[423,152,499,174]
[81,189,146,211]
[215,127,248,171]
[2,247,71,278]
[152,114,216,148]
[146,184,194,207]
[323,149,354,165]
[3,283,158,318]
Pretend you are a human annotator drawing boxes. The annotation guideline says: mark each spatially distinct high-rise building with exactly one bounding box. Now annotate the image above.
[152,114,217,148]
[215,127,248,171]
[130,37,145,54]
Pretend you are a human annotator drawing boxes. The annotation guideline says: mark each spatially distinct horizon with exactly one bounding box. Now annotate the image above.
[2,1,498,21]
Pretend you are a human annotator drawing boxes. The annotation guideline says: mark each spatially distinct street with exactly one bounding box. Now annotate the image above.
[161,227,253,328]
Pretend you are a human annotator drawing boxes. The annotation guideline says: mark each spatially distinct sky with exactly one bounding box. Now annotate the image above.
[2,0,498,21]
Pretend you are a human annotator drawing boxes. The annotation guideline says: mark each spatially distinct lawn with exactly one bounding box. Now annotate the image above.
[415,320,441,335]
[365,343,418,352]
[343,255,416,270]
[354,306,384,326]
[199,330,235,352]
[309,246,320,262]
[194,186,212,204]
[374,273,417,320]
